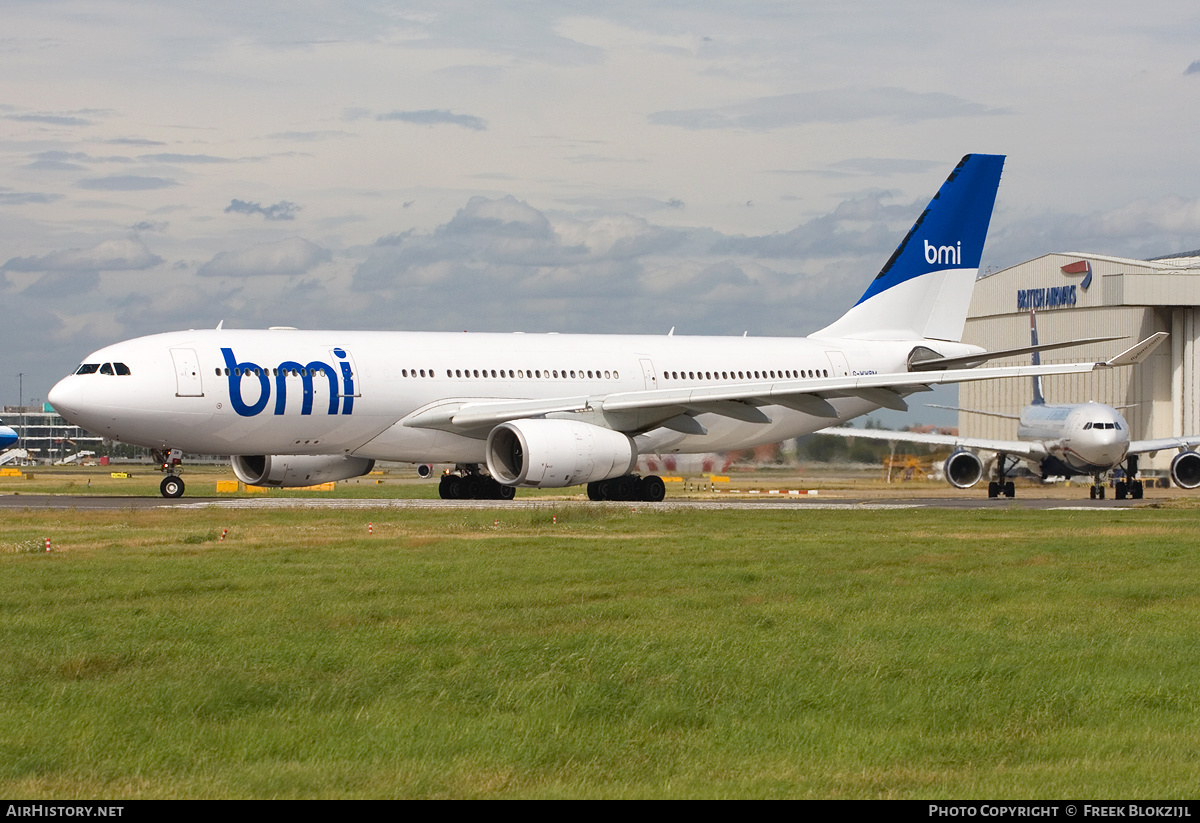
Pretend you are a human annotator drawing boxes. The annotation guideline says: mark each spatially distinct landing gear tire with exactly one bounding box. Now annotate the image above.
[609,475,637,501]
[439,472,516,500]
[461,474,485,500]
[1116,481,1128,500]
[988,481,1000,499]
[640,475,666,502]
[589,474,666,502]
[1131,480,1144,499]
[1090,485,1105,500]
[160,476,185,498]
[439,474,462,499]
[1003,481,1015,498]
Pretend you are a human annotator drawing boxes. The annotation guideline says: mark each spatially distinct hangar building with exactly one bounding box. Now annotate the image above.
[961,251,1200,473]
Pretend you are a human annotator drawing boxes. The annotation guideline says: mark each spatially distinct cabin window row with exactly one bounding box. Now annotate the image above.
[661,368,828,381]
[412,368,621,380]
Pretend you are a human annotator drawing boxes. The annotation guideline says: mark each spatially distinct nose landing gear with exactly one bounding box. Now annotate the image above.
[153,448,186,498]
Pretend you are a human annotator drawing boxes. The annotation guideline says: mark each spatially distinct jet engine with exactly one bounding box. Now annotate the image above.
[231,454,375,488]
[1170,450,1200,489]
[943,449,984,488]
[486,418,637,488]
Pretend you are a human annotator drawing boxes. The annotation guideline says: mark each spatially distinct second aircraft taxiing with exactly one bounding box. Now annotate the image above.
[47,154,1167,500]
[821,314,1200,499]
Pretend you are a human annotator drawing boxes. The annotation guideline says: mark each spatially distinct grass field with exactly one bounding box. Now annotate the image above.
[2,498,1199,798]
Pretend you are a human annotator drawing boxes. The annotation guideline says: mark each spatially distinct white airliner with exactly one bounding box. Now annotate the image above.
[46,154,1161,500]
[0,422,16,451]
[819,314,1200,499]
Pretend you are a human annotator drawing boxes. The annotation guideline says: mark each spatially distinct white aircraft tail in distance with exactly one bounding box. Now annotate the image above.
[47,153,1155,500]
[819,313,1200,499]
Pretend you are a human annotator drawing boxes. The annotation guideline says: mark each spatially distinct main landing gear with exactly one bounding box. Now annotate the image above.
[153,448,186,498]
[587,474,666,503]
[1112,454,1144,500]
[987,452,1015,499]
[438,465,516,500]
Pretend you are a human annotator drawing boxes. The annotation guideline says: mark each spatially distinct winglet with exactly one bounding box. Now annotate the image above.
[1103,332,1168,367]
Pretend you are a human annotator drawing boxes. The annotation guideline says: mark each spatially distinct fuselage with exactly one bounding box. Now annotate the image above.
[0,424,16,451]
[1018,402,1130,474]
[47,327,968,463]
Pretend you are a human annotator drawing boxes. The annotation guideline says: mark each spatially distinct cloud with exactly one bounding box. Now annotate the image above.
[712,190,919,259]
[24,152,89,172]
[0,189,63,205]
[104,137,166,146]
[225,199,301,221]
[24,150,133,172]
[649,88,1007,130]
[139,153,234,164]
[22,269,101,299]
[76,175,177,191]
[197,237,332,277]
[353,194,691,295]
[987,195,1200,269]
[376,109,487,131]
[5,113,92,126]
[267,130,355,141]
[792,157,946,179]
[1,238,163,274]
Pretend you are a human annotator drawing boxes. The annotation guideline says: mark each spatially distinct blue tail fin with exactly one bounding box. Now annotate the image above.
[814,153,1005,342]
[1029,309,1046,405]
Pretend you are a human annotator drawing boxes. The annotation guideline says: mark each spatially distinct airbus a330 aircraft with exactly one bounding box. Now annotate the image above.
[819,314,1200,499]
[0,422,16,451]
[47,154,1160,500]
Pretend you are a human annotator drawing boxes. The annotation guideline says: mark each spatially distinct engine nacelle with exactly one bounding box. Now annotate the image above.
[231,454,375,488]
[1170,450,1200,489]
[486,419,637,488]
[943,449,984,488]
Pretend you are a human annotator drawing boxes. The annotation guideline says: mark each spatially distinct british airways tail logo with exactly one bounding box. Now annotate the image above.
[222,347,355,417]
[924,239,962,267]
[1061,259,1093,290]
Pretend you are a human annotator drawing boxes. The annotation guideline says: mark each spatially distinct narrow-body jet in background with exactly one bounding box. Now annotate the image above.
[820,314,1200,499]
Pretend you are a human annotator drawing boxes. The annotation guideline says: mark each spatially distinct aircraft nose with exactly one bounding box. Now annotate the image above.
[1077,434,1127,468]
[47,377,81,422]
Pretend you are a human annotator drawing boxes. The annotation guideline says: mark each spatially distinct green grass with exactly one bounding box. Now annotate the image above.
[1,505,1199,797]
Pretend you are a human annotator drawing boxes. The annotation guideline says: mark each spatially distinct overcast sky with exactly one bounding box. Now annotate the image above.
[3,1,1200,429]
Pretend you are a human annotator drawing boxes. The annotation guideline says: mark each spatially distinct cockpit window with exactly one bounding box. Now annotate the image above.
[76,362,131,376]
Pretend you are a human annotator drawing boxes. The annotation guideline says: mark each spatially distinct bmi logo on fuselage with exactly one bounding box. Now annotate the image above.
[924,239,962,266]
[221,347,355,417]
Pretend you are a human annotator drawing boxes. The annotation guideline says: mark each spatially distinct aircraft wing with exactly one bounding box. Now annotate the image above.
[815,426,1047,462]
[1128,436,1200,456]
[403,358,1121,436]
